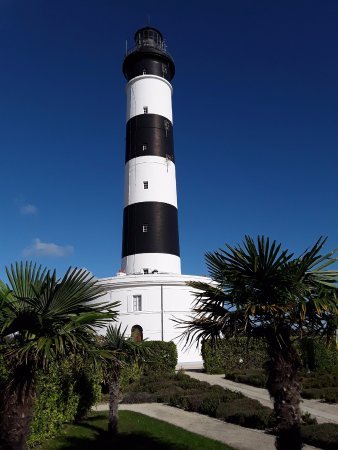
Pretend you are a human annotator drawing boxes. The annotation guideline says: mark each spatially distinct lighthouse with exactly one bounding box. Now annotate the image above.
[121,26,181,275]
[101,26,210,365]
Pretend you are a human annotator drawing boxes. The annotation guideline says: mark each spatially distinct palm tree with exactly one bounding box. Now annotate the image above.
[177,236,338,450]
[103,324,147,436]
[0,262,119,450]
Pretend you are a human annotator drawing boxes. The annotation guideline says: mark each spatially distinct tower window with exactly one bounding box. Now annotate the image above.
[142,143,148,151]
[143,181,148,189]
[142,224,148,233]
[143,106,148,114]
[133,295,142,311]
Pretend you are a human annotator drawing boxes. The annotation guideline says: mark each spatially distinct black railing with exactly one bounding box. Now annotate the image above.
[126,42,173,60]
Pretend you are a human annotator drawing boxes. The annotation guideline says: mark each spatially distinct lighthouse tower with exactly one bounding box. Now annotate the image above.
[121,27,181,275]
[101,26,210,365]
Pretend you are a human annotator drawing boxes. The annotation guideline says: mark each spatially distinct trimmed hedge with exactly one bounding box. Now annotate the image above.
[215,398,272,429]
[124,371,273,430]
[141,340,178,375]
[118,340,178,393]
[0,353,102,447]
[202,338,267,374]
[301,423,338,450]
[301,387,338,403]
[202,337,338,375]
[300,338,337,373]
[123,371,338,448]
[225,369,267,387]
[28,357,102,446]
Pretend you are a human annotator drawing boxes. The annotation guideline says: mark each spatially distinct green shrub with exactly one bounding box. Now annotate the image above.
[120,361,143,392]
[301,371,337,389]
[202,337,337,375]
[28,357,102,447]
[202,338,268,374]
[301,387,338,403]
[301,412,317,426]
[300,338,337,373]
[73,361,102,419]
[198,394,224,416]
[301,423,338,450]
[225,369,267,387]
[215,398,272,429]
[122,391,157,403]
[142,341,177,375]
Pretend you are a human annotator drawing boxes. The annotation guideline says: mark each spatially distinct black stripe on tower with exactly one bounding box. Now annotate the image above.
[125,114,174,163]
[122,202,180,257]
[123,54,174,81]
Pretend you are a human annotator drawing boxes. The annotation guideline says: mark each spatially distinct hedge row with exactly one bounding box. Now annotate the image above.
[119,340,178,392]
[123,371,338,450]
[201,338,267,374]
[123,371,273,429]
[142,340,177,375]
[202,337,337,374]
[0,354,102,447]
[32,358,101,446]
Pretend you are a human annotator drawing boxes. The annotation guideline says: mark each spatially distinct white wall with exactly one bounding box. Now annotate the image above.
[126,75,173,123]
[124,156,178,207]
[100,274,210,363]
[121,253,181,275]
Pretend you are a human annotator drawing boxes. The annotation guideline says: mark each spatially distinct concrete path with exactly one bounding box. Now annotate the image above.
[185,370,338,425]
[93,403,319,450]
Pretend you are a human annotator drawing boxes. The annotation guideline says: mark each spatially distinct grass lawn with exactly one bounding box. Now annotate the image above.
[35,411,234,450]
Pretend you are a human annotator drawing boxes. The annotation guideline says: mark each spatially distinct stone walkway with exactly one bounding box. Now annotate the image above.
[185,370,338,425]
[93,403,319,450]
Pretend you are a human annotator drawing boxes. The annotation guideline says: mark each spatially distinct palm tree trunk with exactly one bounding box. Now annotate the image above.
[266,331,302,450]
[108,365,120,436]
[0,384,35,450]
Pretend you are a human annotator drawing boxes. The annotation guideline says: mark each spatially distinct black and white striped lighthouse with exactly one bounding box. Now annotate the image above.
[121,26,181,275]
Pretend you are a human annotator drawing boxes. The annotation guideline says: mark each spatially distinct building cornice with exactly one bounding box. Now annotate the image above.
[100,273,211,290]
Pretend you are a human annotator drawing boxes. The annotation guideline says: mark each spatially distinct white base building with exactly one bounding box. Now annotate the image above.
[101,272,210,364]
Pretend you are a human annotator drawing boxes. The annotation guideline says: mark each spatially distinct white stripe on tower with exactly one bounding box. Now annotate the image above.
[121,26,181,275]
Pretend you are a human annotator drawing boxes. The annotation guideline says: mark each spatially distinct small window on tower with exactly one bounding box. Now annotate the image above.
[133,295,142,311]
[142,143,148,152]
[143,106,148,114]
[142,224,148,233]
[143,181,148,189]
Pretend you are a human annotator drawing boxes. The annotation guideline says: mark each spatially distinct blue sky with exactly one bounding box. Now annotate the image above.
[0,0,337,279]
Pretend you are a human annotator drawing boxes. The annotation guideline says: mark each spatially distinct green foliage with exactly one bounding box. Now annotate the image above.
[123,371,272,431]
[202,337,337,377]
[301,388,338,403]
[300,338,337,373]
[27,357,102,447]
[141,341,177,375]
[301,423,338,450]
[119,361,143,392]
[0,349,9,385]
[302,371,338,388]
[215,398,272,429]
[202,338,267,374]
[179,237,338,347]
[0,263,118,368]
[225,368,267,387]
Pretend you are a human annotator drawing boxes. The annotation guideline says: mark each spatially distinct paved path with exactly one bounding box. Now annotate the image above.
[93,403,319,450]
[185,370,338,425]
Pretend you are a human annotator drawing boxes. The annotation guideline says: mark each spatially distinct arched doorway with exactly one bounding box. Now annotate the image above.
[131,325,143,342]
